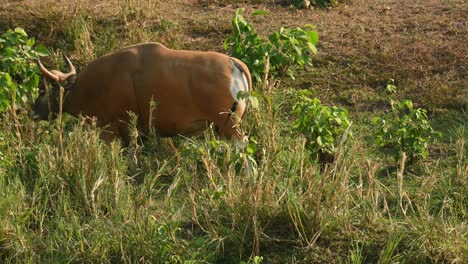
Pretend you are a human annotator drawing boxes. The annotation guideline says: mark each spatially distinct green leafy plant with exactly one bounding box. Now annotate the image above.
[268,26,318,80]
[373,99,441,161]
[292,90,352,161]
[0,27,48,112]
[224,8,318,83]
[385,78,397,94]
[182,135,258,175]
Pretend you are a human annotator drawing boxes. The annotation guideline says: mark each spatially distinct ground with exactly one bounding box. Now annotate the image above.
[0,0,466,263]
[1,0,466,109]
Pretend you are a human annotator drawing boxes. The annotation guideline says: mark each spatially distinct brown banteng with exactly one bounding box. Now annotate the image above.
[31,42,252,144]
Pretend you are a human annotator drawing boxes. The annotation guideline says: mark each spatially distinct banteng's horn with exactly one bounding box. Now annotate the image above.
[37,55,76,83]
[63,55,76,75]
[37,57,60,82]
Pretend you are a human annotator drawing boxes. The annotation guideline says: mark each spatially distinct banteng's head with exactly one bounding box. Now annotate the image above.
[31,55,77,120]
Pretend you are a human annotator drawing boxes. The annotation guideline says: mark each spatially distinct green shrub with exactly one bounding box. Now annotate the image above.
[224,8,318,83]
[292,90,352,161]
[0,27,48,112]
[0,27,49,187]
[373,99,441,162]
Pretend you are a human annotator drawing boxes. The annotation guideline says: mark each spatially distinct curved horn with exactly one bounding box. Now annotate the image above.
[63,55,76,75]
[37,57,60,82]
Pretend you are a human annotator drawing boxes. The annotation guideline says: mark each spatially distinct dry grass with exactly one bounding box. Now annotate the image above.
[1,0,467,262]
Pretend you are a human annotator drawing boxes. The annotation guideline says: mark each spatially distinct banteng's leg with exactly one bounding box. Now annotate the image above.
[99,121,131,146]
[100,123,121,143]
[117,122,132,146]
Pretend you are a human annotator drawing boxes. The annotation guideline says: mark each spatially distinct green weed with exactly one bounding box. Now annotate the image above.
[0,27,48,112]
[224,8,318,83]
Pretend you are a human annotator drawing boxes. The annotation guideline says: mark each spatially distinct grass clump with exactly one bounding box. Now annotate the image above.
[0,76,466,263]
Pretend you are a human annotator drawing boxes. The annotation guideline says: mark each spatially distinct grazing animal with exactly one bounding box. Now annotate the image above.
[31,42,252,144]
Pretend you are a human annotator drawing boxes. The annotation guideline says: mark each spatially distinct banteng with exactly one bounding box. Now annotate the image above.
[31,42,252,144]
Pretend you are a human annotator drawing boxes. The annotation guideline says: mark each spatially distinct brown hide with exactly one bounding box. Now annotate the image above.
[60,43,251,143]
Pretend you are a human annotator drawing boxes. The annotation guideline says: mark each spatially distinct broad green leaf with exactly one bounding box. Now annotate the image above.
[306,42,318,54]
[306,30,319,45]
[34,44,49,56]
[251,10,269,16]
[248,95,259,109]
[316,136,323,146]
[26,37,35,47]
[14,27,28,36]
[246,143,257,155]
[0,73,13,88]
